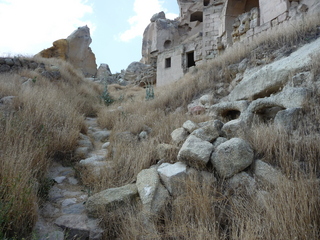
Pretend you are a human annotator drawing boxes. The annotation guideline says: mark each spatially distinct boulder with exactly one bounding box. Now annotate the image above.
[274,108,303,131]
[136,168,170,214]
[171,127,189,145]
[157,162,187,196]
[96,63,112,81]
[212,137,228,150]
[221,119,247,138]
[254,160,285,186]
[86,184,138,218]
[191,120,223,142]
[182,120,199,133]
[177,135,214,169]
[228,172,256,195]
[211,138,254,178]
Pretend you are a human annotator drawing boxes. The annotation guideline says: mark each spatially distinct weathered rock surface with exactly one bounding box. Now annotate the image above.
[157,162,187,196]
[227,37,320,101]
[136,168,169,214]
[254,160,285,185]
[124,61,156,86]
[211,138,254,178]
[39,26,97,77]
[191,120,223,142]
[86,184,138,218]
[171,127,189,145]
[177,135,214,169]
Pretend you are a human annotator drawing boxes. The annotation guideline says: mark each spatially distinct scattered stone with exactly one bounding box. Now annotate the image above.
[182,120,199,133]
[54,214,90,240]
[54,176,66,184]
[101,142,110,149]
[92,130,111,142]
[86,184,138,218]
[171,127,189,145]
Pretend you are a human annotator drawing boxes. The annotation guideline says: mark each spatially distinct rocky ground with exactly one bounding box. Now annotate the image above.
[34,118,108,240]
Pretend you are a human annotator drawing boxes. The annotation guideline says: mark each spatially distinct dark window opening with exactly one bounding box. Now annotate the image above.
[190,11,203,22]
[165,57,171,68]
[164,40,172,49]
[204,0,210,6]
[187,51,195,68]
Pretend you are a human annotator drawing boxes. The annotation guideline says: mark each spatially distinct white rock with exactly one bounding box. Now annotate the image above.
[171,127,188,145]
[157,162,187,196]
[136,168,170,214]
[182,120,199,133]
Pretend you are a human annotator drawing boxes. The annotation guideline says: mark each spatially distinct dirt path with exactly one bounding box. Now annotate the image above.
[34,117,107,240]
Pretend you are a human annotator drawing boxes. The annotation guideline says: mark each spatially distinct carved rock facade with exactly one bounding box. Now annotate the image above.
[142,0,320,86]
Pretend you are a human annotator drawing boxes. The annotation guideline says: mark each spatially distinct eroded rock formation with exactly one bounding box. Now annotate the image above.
[39,26,97,77]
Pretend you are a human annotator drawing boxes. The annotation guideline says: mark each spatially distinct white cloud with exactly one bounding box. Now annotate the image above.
[118,0,178,42]
[0,0,94,56]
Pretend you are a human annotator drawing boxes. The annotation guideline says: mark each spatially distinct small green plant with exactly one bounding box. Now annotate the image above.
[145,83,154,101]
[32,76,37,83]
[101,84,114,106]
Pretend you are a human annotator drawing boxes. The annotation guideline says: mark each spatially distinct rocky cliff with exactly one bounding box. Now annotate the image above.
[39,26,97,77]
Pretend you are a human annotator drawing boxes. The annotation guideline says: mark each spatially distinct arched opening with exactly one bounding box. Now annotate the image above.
[204,0,210,6]
[221,109,241,121]
[224,0,260,43]
[164,40,172,49]
[190,11,203,22]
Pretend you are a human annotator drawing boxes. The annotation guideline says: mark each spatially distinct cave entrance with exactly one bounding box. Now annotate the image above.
[190,11,203,22]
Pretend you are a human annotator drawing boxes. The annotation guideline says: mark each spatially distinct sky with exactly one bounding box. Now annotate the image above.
[0,0,179,73]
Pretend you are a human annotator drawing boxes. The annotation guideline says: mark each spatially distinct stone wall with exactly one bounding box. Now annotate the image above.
[0,57,40,73]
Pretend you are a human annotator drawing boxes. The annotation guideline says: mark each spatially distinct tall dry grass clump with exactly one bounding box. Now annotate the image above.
[0,58,104,238]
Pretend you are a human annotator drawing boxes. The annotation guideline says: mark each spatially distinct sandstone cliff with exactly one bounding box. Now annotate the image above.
[39,26,97,77]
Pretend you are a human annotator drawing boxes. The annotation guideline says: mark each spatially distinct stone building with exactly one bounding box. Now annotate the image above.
[142,0,320,86]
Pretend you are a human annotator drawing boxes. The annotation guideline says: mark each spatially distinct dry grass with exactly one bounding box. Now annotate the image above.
[0,58,104,238]
[86,12,320,239]
[1,11,320,240]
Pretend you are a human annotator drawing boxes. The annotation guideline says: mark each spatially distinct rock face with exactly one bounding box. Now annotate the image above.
[39,26,97,77]
[123,61,156,86]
